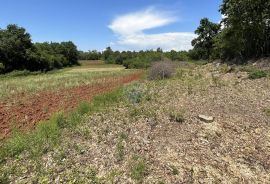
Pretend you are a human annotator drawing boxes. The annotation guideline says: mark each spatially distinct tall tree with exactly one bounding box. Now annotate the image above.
[191,18,220,60]
[0,24,33,72]
[218,0,270,60]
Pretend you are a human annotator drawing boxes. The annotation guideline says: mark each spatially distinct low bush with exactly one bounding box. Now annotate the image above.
[148,61,176,80]
[248,70,267,79]
[126,84,145,104]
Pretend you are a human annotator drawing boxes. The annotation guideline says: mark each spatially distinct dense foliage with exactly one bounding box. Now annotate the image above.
[192,0,270,62]
[0,25,79,73]
[191,18,220,60]
[78,50,102,60]
[101,47,191,69]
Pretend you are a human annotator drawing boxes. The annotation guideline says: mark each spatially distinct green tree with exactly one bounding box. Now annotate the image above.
[103,47,113,61]
[0,24,33,72]
[217,0,270,60]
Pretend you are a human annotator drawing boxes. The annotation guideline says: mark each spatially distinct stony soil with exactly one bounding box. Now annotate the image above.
[1,64,270,183]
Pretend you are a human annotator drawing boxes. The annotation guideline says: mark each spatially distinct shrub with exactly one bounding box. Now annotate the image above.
[126,84,144,104]
[148,61,176,80]
[248,70,267,79]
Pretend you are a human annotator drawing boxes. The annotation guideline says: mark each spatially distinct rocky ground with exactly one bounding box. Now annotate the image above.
[1,63,270,183]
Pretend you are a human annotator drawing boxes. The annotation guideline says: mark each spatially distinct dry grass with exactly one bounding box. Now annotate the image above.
[1,63,270,183]
[0,62,135,100]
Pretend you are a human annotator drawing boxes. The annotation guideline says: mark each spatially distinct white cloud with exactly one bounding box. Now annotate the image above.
[118,32,196,51]
[108,7,196,51]
[109,7,176,35]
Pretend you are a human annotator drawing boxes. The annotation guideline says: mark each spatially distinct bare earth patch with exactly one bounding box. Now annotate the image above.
[0,72,142,139]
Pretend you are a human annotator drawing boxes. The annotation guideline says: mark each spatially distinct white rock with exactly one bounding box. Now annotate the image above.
[198,115,214,123]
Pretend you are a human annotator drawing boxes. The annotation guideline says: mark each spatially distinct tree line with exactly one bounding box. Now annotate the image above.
[79,47,192,69]
[1,0,269,73]
[81,0,270,68]
[0,24,79,73]
[192,0,270,63]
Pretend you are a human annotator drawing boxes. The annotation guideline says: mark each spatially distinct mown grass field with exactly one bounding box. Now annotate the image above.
[1,61,270,183]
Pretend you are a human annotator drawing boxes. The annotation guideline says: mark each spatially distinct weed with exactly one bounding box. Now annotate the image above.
[169,111,185,123]
[77,127,92,139]
[263,108,270,116]
[0,130,29,159]
[106,169,121,184]
[119,132,128,140]
[170,165,179,175]
[116,140,124,161]
[116,132,128,161]
[211,73,223,87]
[89,168,100,184]
[187,82,193,95]
[248,70,267,79]
[129,155,147,183]
[77,101,91,115]
[175,69,185,79]
[68,111,82,127]
[219,64,232,73]
[130,107,143,118]
[158,181,166,184]
[52,112,67,128]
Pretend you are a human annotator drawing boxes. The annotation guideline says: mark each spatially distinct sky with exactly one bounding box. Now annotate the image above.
[0,0,222,51]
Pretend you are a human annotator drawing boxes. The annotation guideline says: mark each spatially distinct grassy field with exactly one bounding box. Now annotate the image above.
[1,61,270,183]
[0,60,129,100]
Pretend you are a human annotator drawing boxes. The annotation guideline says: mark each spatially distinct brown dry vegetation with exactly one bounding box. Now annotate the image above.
[1,63,270,183]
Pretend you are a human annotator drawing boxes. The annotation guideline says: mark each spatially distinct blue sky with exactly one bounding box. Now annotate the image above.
[0,0,222,51]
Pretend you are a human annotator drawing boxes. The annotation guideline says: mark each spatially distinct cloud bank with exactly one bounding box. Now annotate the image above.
[108,7,196,51]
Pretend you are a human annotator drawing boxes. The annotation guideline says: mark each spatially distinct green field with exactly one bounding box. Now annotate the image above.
[0,60,134,100]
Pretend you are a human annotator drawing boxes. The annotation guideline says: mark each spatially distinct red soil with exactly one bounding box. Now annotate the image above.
[0,72,143,139]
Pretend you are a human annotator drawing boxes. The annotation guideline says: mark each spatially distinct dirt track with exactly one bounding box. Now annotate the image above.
[0,72,142,139]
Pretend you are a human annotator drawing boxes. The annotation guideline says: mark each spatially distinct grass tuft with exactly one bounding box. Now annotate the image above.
[129,155,147,183]
[169,110,185,123]
[248,70,267,79]
[77,102,91,115]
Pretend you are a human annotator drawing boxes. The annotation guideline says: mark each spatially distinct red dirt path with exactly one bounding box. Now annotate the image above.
[0,72,143,139]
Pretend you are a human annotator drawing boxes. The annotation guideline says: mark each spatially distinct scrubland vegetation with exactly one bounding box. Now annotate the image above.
[1,61,269,183]
[0,0,270,183]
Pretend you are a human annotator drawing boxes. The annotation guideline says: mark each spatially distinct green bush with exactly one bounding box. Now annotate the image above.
[248,70,267,79]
